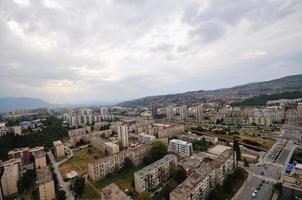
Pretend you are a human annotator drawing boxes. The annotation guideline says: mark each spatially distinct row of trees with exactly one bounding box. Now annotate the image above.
[0,117,67,160]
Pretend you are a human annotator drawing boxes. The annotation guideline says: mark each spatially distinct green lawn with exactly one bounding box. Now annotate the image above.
[291,147,302,163]
[59,147,104,177]
[94,163,147,199]
[81,185,100,200]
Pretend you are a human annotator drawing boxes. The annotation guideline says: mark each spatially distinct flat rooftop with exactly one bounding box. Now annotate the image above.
[1,163,19,178]
[37,167,53,185]
[170,139,191,146]
[208,144,231,156]
[135,154,176,177]
[102,183,131,200]
[53,140,64,146]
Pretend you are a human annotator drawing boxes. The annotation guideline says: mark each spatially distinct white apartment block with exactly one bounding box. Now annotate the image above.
[117,124,129,148]
[134,154,177,193]
[170,149,235,200]
[169,139,193,157]
[89,144,147,181]
[100,107,109,118]
[0,123,7,137]
[138,133,156,144]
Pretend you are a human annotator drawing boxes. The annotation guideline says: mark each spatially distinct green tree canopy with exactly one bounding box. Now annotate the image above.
[74,176,85,197]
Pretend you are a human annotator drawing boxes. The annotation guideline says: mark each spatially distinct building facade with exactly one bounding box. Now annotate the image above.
[37,167,56,200]
[169,139,193,157]
[134,154,177,193]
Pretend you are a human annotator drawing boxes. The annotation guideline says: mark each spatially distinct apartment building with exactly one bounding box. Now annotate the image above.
[0,123,7,137]
[34,152,47,169]
[117,124,129,148]
[37,167,55,200]
[90,136,119,155]
[101,183,132,200]
[170,149,235,200]
[100,107,109,118]
[169,139,193,157]
[166,106,174,120]
[0,163,19,198]
[138,133,156,144]
[155,124,184,139]
[88,144,147,181]
[180,105,188,121]
[196,104,205,123]
[8,147,30,165]
[29,146,45,156]
[68,126,92,146]
[134,154,177,193]
[53,140,65,158]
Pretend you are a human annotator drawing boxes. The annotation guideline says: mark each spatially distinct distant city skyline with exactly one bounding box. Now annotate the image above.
[0,0,302,104]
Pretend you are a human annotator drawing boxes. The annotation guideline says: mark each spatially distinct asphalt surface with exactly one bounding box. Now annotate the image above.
[250,164,281,180]
[47,151,74,200]
[237,176,273,200]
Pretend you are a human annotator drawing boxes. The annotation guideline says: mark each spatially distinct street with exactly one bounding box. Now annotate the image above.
[47,151,74,200]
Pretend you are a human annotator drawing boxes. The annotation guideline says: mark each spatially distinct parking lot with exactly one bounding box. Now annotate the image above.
[265,140,285,163]
[237,176,273,200]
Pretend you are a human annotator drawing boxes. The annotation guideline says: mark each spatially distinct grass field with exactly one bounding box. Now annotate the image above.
[94,163,147,199]
[81,184,100,200]
[237,134,276,150]
[59,147,104,177]
[291,147,302,163]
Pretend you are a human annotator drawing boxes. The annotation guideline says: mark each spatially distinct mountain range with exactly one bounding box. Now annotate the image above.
[117,74,302,107]
[0,97,56,113]
[1,74,302,112]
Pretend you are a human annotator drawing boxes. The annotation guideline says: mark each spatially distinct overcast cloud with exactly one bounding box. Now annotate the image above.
[0,0,301,104]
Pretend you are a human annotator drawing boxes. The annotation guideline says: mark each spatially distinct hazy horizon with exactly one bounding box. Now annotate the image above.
[1,0,302,104]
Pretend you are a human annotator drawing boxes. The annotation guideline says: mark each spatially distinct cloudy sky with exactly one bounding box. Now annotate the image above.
[0,0,302,104]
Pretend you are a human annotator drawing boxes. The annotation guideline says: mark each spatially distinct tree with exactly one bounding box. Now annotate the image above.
[233,139,241,165]
[137,191,151,200]
[104,148,109,156]
[57,190,66,200]
[144,141,168,164]
[171,166,187,184]
[274,182,283,194]
[124,157,134,169]
[21,169,36,190]
[243,158,249,168]
[74,176,85,197]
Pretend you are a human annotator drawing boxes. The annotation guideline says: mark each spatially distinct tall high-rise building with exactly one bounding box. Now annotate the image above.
[100,107,109,118]
[37,167,55,200]
[117,124,129,148]
[196,104,204,122]
[152,105,158,119]
[166,106,174,120]
[180,105,188,121]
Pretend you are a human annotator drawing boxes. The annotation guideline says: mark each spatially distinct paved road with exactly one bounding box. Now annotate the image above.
[250,163,282,180]
[48,151,74,200]
[237,176,273,200]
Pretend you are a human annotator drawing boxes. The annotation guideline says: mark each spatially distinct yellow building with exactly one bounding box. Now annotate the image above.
[53,140,65,158]
[1,163,19,198]
[37,167,55,200]
[34,152,47,169]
